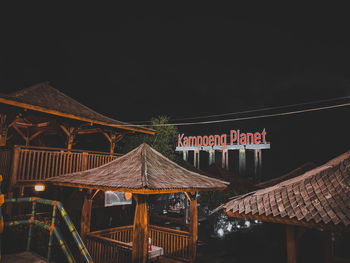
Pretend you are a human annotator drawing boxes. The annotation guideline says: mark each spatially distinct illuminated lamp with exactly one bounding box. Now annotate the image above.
[125,192,132,200]
[34,184,45,192]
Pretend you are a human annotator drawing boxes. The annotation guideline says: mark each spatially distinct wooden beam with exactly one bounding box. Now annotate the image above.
[103,132,112,143]
[13,125,29,145]
[90,189,100,200]
[29,130,45,141]
[59,125,70,136]
[76,127,103,135]
[188,192,198,263]
[224,210,347,232]
[60,125,76,151]
[8,145,21,192]
[0,97,155,135]
[132,194,149,263]
[46,182,227,195]
[286,225,297,263]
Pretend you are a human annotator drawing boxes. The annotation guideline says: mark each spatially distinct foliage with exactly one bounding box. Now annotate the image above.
[118,116,178,160]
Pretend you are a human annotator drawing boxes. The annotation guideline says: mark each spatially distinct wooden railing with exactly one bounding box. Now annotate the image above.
[10,145,119,184]
[87,225,190,262]
[85,233,132,263]
[150,225,190,261]
[99,225,134,243]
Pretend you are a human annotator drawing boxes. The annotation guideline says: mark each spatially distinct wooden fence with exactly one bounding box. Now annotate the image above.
[85,233,132,263]
[150,225,190,260]
[86,225,190,262]
[7,145,119,187]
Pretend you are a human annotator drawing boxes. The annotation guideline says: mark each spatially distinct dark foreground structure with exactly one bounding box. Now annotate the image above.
[215,151,350,263]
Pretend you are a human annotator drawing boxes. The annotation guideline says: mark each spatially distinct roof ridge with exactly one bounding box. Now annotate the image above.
[9,82,51,97]
[147,144,230,185]
[141,144,148,188]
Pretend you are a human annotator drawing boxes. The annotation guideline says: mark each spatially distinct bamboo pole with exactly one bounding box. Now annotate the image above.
[26,201,36,251]
[47,203,57,262]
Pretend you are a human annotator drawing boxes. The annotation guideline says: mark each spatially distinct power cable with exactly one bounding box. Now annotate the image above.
[126,101,350,127]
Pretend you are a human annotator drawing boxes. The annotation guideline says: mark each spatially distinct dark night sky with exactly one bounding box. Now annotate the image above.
[1,13,350,178]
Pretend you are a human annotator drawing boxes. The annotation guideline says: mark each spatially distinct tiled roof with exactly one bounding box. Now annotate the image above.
[47,143,229,193]
[254,162,316,189]
[0,82,154,134]
[215,151,350,227]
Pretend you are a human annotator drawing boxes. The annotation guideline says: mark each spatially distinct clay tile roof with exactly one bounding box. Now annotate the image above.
[46,143,229,194]
[215,151,350,228]
[0,82,154,134]
[255,162,316,189]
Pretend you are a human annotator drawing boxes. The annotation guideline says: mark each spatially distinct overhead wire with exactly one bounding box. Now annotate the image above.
[124,100,350,127]
[129,95,350,124]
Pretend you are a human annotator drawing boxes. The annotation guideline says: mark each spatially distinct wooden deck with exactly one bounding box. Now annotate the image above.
[2,252,48,263]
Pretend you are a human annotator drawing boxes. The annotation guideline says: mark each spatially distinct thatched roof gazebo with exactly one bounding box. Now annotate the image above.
[47,143,229,263]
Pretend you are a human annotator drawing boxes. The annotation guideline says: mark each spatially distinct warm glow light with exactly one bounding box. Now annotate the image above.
[125,192,132,200]
[34,184,45,192]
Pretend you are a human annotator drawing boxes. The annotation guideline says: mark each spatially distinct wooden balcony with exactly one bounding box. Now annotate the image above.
[85,225,190,263]
[0,145,120,191]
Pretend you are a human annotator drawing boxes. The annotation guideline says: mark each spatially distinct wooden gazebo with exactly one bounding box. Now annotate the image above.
[47,143,229,263]
[0,82,154,199]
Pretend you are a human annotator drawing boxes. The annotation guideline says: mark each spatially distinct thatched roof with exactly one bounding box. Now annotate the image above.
[46,143,229,194]
[0,82,154,135]
[214,151,350,229]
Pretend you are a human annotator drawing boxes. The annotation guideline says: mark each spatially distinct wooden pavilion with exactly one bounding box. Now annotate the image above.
[47,143,229,263]
[214,151,350,263]
[0,82,154,196]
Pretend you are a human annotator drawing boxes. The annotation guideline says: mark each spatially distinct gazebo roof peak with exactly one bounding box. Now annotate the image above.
[47,143,229,194]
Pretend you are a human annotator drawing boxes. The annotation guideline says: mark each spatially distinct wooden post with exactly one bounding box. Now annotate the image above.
[8,145,20,192]
[0,114,7,147]
[60,125,76,151]
[80,194,93,240]
[110,133,117,155]
[188,192,198,263]
[132,194,149,263]
[286,225,297,263]
[82,152,88,171]
[322,231,334,263]
[67,133,75,151]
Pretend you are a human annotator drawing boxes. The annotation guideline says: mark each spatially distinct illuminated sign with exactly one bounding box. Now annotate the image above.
[177,129,267,149]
